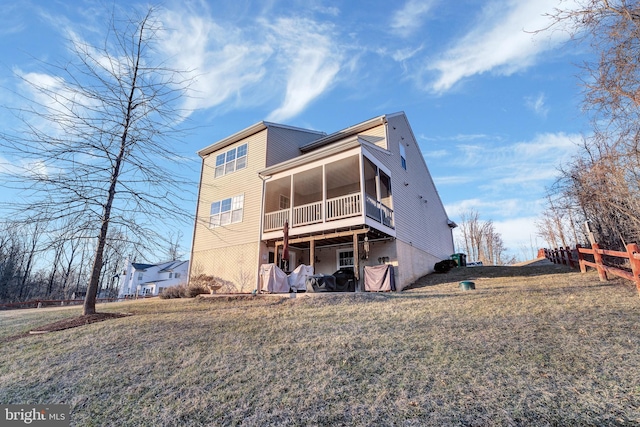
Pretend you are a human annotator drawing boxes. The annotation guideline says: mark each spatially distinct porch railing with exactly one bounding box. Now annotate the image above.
[327,193,361,221]
[264,209,289,231]
[293,201,322,226]
[264,193,392,232]
[365,194,394,228]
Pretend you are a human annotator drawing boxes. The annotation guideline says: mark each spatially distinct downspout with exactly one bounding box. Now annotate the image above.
[187,154,207,285]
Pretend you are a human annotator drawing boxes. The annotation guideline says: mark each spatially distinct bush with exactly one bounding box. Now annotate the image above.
[184,284,209,298]
[159,285,186,299]
[159,283,210,299]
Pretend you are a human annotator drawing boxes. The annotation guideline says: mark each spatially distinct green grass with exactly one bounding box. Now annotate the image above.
[1,264,639,426]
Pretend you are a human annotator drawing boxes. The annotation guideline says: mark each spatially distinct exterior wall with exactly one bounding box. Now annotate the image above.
[395,239,441,290]
[191,242,259,292]
[358,124,387,149]
[365,114,454,266]
[265,127,324,167]
[191,125,322,290]
[191,129,268,289]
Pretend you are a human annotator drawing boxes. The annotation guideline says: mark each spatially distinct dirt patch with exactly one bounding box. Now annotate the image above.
[3,312,131,342]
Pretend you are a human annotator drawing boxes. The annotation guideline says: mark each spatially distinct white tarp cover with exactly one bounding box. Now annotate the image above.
[259,264,289,293]
[364,264,396,291]
[288,264,314,292]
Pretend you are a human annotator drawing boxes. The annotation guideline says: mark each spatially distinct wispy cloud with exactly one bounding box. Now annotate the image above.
[265,17,342,122]
[158,5,344,122]
[426,0,576,93]
[391,0,438,38]
[525,92,549,117]
[392,45,424,62]
[159,6,271,113]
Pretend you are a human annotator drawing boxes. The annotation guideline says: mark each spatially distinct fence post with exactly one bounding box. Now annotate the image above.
[576,244,586,273]
[626,243,640,295]
[591,243,608,282]
[567,247,576,269]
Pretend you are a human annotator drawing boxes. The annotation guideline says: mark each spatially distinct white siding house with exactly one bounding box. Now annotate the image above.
[117,260,189,297]
[190,112,456,292]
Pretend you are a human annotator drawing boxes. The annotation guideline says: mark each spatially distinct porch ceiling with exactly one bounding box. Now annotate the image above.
[266,226,392,249]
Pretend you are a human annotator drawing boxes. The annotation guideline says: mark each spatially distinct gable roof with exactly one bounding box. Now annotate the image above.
[197,122,326,158]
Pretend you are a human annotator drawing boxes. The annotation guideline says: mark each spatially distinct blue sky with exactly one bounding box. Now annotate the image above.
[0,0,589,261]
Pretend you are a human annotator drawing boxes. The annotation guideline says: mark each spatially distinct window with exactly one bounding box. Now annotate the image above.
[169,273,173,279]
[399,143,407,170]
[337,249,354,269]
[279,194,290,210]
[210,194,244,228]
[214,144,247,178]
[138,273,143,280]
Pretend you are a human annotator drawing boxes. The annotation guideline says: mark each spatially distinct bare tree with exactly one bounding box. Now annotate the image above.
[0,7,193,314]
[457,210,509,265]
[539,1,640,249]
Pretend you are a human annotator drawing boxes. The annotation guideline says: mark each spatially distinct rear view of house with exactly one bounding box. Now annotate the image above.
[189,112,455,292]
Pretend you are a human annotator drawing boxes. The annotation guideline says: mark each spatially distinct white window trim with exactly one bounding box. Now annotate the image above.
[336,249,355,270]
[214,143,248,178]
[210,193,244,228]
[399,143,407,170]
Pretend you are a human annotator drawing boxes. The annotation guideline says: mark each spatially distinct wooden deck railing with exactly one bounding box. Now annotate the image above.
[544,243,640,296]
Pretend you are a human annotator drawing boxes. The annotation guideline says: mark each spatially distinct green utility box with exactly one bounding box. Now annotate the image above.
[450,253,467,267]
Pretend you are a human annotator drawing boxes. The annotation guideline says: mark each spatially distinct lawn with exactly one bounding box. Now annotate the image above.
[1,263,639,426]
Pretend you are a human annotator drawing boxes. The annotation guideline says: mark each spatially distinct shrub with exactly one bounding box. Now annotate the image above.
[159,283,210,299]
[159,285,186,299]
[184,284,209,298]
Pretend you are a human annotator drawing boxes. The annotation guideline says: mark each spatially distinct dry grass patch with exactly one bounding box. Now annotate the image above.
[1,264,639,426]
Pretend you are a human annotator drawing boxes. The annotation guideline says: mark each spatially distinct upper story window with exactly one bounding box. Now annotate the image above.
[210,194,244,228]
[214,144,247,178]
[399,143,407,170]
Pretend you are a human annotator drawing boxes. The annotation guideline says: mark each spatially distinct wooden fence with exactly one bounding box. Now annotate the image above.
[543,243,640,295]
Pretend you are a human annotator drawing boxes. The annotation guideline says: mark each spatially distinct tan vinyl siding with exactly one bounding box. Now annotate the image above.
[358,124,387,149]
[191,242,260,292]
[192,129,267,252]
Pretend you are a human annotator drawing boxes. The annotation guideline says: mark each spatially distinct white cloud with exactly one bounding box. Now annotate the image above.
[265,17,342,122]
[525,92,549,117]
[156,6,346,122]
[424,149,449,158]
[392,45,424,62]
[427,0,577,93]
[493,216,544,256]
[391,0,437,38]
[433,175,474,185]
[159,8,272,113]
[453,132,579,177]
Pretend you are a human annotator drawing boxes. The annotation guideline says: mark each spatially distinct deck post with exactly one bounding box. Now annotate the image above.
[353,233,360,291]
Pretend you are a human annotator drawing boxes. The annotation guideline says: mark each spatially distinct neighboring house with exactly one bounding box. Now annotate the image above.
[189,112,456,292]
[117,259,189,297]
